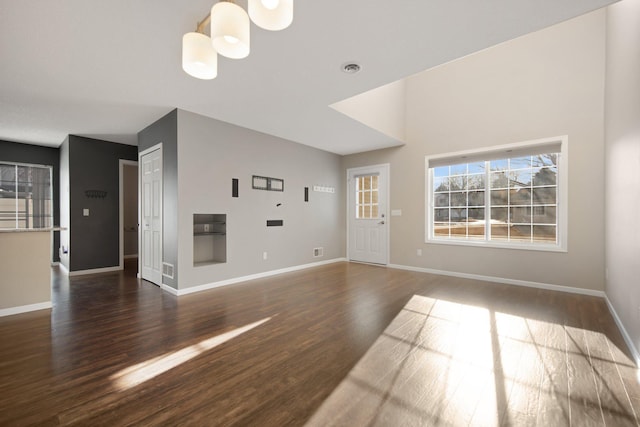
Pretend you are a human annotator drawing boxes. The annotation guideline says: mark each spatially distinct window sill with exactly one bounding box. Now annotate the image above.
[426,237,567,253]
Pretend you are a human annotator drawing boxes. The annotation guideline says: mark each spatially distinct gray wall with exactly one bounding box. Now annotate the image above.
[138,109,178,288]
[343,10,607,292]
[604,0,640,362]
[176,109,345,290]
[0,139,61,262]
[66,136,138,271]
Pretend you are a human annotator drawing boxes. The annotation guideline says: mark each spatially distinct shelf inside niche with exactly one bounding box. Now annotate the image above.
[193,213,226,266]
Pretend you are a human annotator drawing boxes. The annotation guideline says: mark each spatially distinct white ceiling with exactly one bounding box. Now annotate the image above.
[0,0,617,155]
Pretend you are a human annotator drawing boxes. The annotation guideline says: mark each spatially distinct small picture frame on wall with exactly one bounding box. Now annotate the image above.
[252,176,269,190]
[252,175,284,192]
[269,178,284,191]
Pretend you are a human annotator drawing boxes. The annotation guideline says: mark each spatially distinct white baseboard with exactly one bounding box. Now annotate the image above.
[161,284,179,295]
[169,258,347,296]
[69,265,123,276]
[51,262,60,266]
[387,264,606,298]
[0,301,52,317]
[605,295,640,367]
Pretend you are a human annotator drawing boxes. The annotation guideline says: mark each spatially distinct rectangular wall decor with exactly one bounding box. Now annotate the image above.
[232,178,239,198]
[252,175,284,192]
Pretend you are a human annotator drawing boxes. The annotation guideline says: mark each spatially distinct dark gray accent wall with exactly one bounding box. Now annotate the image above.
[0,140,61,262]
[68,136,138,271]
[138,109,178,288]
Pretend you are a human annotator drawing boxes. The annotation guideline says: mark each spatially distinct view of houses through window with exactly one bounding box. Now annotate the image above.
[431,152,559,245]
[0,162,53,229]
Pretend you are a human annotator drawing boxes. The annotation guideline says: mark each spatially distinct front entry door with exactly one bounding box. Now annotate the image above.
[140,147,162,285]
[348,164,389,265]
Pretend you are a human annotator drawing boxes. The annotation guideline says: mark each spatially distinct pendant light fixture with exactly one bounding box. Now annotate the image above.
[248,0,293,31]
[182,0,293,79]
[210,1,251,59]
[182,32,218,80]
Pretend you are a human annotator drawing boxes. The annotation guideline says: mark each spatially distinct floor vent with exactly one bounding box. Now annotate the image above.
[313,247,324,258]
[162,263,174,279]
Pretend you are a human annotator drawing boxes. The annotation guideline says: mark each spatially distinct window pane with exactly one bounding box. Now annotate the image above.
[491,190,508,206]
[434,166,449,177]
[435,193,450,208]
[371,190,378,204]
[532,187,556,204]
[509,156,531,169]
[533,225,556,242]
[363,176,371,190]
[371,175,378,189]
[372,205,379,218]
[364,191,371,204]
[468,191,484,206]
[434,208,449,222]
[468,162,484,174]
[468,174,485,190]
[510,207,531,223]
[451,208,467,222]
[468,208,485,221]
[434,176,450,192]
[490,159,508,171]
[509,188,531,205]
[491,207,508,222]
[491,225,509,241]
[490,172,509,189]
[450,176,466,191]
[364,205,371,218]
[450,192,466,206]
[434,224,449,237]
[510,225,532,241]
[533,206,556,224]
[450,163,466,175]
[533,167,557,186]
[468,222,485,238]
[510,170,533,186]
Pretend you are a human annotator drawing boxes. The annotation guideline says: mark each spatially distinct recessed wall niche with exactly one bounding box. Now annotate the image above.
[193,213,226,266]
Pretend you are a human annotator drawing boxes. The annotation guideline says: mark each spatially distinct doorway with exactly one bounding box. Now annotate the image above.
[119,160,138,272]
[139,145,163,286]
[347,164,390,265]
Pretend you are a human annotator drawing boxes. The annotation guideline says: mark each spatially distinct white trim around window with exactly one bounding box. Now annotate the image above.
[425,136,568,252]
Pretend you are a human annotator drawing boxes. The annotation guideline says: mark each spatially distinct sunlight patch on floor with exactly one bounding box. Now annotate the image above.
[306,295,639,426]
[110,317,272,391]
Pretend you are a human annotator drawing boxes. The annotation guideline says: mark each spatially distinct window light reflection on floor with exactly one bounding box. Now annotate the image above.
[110,317,272,391]
[306,295,639,426]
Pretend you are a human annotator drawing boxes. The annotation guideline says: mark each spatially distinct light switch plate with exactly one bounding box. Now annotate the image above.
[391,209,402,216]
[83,208,90,216]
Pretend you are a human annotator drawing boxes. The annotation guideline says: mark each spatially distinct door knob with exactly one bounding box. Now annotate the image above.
[378,220,385,225]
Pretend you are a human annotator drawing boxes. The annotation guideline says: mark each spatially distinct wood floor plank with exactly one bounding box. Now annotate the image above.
[1,260,639,426]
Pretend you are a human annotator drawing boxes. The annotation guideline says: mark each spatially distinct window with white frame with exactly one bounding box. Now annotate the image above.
[0,162,53,229]
[426,137,567,251]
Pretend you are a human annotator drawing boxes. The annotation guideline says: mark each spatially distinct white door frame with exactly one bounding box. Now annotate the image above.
[138,143,163,282]
[119,159,138,269]
[346,163,390,265]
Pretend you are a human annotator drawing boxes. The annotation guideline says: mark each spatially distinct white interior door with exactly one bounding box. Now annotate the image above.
[140,147,162,285]
[348,164,389,265]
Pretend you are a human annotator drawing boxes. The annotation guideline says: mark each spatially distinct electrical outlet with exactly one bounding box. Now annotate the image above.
[417,249,422,256]
[313,247,324,257]
[263,251,268,261]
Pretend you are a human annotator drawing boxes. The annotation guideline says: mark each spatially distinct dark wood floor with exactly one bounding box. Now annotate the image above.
[0,261,638,426]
